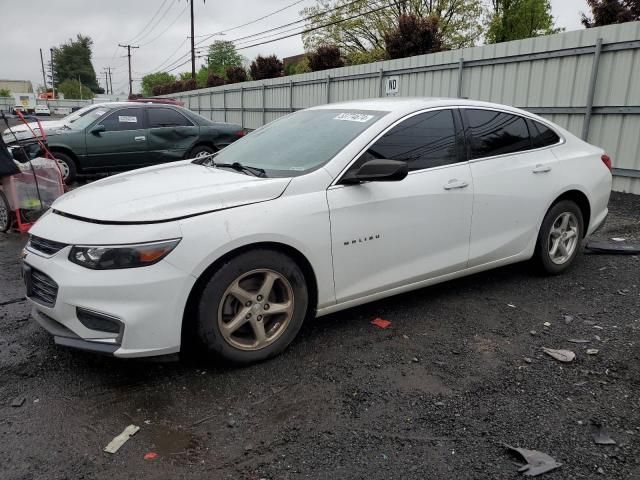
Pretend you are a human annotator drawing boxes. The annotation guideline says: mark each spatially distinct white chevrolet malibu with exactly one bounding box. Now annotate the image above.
[23,98,612,363]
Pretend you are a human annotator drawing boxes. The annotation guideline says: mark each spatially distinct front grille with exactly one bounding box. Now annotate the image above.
[29,235,68,256]
[29,268,58,307]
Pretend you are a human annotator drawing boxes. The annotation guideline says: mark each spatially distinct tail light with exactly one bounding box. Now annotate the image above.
[601,154,612,171]
[235,129,245,138]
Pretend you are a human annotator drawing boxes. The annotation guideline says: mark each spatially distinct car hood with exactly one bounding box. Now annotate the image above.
[52,161,291,223]
[2,120,67,142]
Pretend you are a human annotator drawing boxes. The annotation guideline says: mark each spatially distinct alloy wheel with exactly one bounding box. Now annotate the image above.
[217,269,294,351]
[548,212,579,265]
[56,159,70,181]
[195,151,212,159]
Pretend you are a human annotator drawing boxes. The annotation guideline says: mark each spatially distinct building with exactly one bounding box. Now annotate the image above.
[0,79,34,94]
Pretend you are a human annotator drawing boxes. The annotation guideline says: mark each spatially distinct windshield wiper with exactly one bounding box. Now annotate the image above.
[214,162,267,178]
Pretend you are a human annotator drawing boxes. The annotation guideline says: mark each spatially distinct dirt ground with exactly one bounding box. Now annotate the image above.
[0,192,639,480]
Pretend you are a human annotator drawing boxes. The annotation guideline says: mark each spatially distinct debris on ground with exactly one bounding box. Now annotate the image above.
[585,240,640,255]
[104,425,140,454]
[371,318,391,329]
[586,349,599,355]
[530,330,537,335]
[144,452,158,460]
[507,304,516,308]
[542,348,575,363]
[11,397,25,407]
[567,339,590,344]
[523,357,533,364]
[591,423,616,445]
[503,444,562,476]
[411,357,419,363]
[563,315,574,324]
[611,237,626,242]
[543,322,551,327]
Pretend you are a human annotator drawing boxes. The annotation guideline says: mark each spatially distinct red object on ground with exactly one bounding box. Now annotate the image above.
[371,318,391,329]
[144,452,158,460]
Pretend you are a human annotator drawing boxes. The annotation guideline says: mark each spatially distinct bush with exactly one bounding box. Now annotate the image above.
[384,14,442,60]
[308,45,344,72]
[206,73,225,87]
[249,55,283,80]
[183,78,197,91]
[226,65,247,84]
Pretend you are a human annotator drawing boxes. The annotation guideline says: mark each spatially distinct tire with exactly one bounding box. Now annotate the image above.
[196,249,308,364]
[534,200,584,275]
[188,144,216,160]
[0,191,11,232]
[52,152,77,184]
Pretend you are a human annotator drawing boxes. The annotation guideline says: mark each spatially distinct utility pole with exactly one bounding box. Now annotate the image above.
[39,48,48,95]
[190,0,196,79]
[118,44,139,97]
[106,67,114,95]
[103,70,109,94]
[49,48,56,99]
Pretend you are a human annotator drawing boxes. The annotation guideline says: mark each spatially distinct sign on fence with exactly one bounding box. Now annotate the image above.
[385,76,399,96]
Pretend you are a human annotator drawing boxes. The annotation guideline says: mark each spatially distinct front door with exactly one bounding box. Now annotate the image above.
[84,107,149,169]
[327,108,474,303]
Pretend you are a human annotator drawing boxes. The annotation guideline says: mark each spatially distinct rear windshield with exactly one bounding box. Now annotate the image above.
[210,109,387,177]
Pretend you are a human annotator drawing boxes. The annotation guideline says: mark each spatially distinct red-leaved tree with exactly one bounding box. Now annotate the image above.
[384,14,443,60]
[582,0,640,27]
[226,66,248,83]
[308,45,345,71]
[249,55,283,80]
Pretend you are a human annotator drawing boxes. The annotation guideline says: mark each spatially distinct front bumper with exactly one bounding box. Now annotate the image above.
[23,246,197,358]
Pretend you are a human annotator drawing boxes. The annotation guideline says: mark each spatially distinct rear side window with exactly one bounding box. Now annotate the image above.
[465,109,531,159]
[530,120,560,148]
[358,109,459,171]
[148,108,193,128]
[101,108,145,132]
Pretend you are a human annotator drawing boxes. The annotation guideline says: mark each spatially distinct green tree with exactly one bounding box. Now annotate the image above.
[301,0,484,65]
[0,88,10,97]
[141,72,175,97]
[486,0,561,43]
[52,34,100,92]
[57,79,95,100]
[206,40,244,78]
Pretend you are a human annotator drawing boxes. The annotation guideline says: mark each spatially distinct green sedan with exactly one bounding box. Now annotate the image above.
[47,102,244,183]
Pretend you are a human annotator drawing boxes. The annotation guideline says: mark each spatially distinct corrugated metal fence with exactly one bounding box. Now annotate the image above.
[164,21,640,194]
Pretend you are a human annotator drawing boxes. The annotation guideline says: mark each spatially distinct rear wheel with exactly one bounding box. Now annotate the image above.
[0,191,11,232]
[188,144,216,160]
[534,200,584,274]
[52,152,77,184]
[196,249,308,364]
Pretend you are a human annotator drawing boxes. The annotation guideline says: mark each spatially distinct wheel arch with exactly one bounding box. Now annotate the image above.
[180,241,319,349]
[548,189,591,237]
[49,146,80,169]
[186,141,217,158]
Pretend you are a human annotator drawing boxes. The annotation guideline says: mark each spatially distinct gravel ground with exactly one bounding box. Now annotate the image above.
[0,192,639,480]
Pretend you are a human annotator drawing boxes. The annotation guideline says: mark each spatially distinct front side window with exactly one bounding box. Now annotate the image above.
[148,108,193,128]
[354,109,459,172]
[101,108,145,132]
[465,109,531,159]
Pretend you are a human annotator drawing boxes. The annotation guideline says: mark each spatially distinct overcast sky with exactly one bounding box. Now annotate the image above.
[0,0,589,95]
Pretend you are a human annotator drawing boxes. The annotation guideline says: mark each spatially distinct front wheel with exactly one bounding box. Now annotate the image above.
[52,152,77,184]
[534,200,584,274]
[196,249,308,364]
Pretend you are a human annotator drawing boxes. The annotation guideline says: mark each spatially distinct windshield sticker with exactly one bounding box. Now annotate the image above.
[93,109,107,117]
[119,116,138,123]
[333,113,374,123]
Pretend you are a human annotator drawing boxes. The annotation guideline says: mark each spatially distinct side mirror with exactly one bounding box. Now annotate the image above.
[341,159,408,184]
[89,124,106,135]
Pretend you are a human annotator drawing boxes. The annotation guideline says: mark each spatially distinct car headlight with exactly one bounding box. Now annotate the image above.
[69,239,180,270]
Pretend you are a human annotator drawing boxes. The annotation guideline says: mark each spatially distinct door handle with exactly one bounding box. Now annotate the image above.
[532,164,551,173]
[134,136,146,141]
[443,179,469,190]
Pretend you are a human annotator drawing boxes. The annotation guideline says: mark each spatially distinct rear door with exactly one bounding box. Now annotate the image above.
[84,107,149,169]
[146,107,200,163]
[327,108,474,303]
[463,108,561,267]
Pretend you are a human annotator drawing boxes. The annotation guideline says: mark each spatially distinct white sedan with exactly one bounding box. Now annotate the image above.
[23,98,612,363]
[35,104,51,116]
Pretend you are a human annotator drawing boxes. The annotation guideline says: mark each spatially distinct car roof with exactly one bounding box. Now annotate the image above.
[310,97,529,117]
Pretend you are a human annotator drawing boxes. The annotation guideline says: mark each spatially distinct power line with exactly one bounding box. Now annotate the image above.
[125,0,170,44]
[142,37,189,74]
[136,0,177,45]
[139,4,188,47]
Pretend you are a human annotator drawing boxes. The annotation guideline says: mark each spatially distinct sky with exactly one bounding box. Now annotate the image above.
[0,0,590,95]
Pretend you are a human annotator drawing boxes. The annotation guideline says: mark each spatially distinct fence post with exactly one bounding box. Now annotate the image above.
[326,75,331,104]
[197,92,201,115]
[289,79,294,112]
[240,86,244,129]
[262,84,266,126]
[457,57,464,98]
[582,38,603,141]
[378,68,384,97]
[222,90,226,122]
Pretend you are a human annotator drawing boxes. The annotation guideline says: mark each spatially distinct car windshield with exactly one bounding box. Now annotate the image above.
[63,104,100,124]
[209,109,387,177]
[67,107,110,130]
